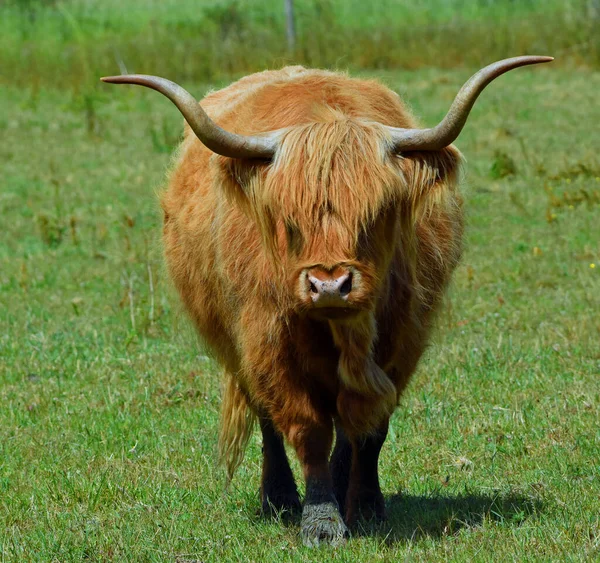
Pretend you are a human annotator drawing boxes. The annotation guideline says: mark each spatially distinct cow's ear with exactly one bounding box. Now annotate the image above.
[211,155,263,199]
[400,144,463,194]
[396,144,463,226]
[431,144,463,188]
[210,155,274,227]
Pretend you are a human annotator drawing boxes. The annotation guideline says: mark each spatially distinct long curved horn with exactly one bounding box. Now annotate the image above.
[387,56,553,152]
[100,75,279,159]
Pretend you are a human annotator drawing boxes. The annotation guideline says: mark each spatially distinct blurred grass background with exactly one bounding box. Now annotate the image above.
[1,0,599,94]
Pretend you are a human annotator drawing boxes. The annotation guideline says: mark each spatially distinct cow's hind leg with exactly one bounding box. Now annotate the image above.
[334,420,389,525]
[330,420,352,517]
[259,415,301,516]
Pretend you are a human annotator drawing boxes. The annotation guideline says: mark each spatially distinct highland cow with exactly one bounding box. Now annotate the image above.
[102,56,552,546]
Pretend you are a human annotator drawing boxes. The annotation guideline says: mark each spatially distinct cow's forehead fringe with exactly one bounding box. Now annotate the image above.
[264,115,401,234]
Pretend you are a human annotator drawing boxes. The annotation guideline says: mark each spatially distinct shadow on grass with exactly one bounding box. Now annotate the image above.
[353,491,542,544]
[254,489,542,544]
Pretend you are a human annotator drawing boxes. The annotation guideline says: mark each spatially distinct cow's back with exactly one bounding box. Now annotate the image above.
[198,66,417,136]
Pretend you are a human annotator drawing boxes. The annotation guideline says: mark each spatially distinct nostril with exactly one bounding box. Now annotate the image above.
[309,281,318,294]
[339,273,352,296]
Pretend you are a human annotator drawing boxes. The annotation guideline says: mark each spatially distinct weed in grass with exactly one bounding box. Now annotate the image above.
[490,150,517,179]
[36,174,67,247]
[543,170,600,225]
[37,212,66,247]
[69,215,79,246]
[83,93,100,136]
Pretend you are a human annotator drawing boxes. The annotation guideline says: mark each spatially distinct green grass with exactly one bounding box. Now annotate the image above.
[1,0,599,94]
[1,65,599,560]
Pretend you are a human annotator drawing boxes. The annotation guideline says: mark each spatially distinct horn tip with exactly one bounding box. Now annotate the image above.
[101,76,129,84]
[525,55,554,64]
[510,55,554,69]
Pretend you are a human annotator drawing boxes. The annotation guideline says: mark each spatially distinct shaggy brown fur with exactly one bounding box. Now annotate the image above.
[161,66,463,541]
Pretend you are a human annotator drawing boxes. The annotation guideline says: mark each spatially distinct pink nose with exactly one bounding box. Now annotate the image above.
[307,266,353,306]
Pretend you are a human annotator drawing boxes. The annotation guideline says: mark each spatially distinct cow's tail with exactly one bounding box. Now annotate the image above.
[218,371,255,482]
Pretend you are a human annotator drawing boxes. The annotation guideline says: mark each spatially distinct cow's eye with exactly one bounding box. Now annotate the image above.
[285,221,304,255]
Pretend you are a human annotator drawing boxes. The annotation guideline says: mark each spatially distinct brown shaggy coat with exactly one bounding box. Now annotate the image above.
[161,66,463,533]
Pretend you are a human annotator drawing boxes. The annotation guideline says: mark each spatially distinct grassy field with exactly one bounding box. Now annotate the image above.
[1,0,598,93]
[1,63,599,560]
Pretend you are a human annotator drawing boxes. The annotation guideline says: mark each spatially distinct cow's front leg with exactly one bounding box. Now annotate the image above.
[259,415,301,515]
[284,418,349,546]
[332,419,389,525]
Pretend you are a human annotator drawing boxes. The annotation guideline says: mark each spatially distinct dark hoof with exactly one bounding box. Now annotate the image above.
[301,502,349,547]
